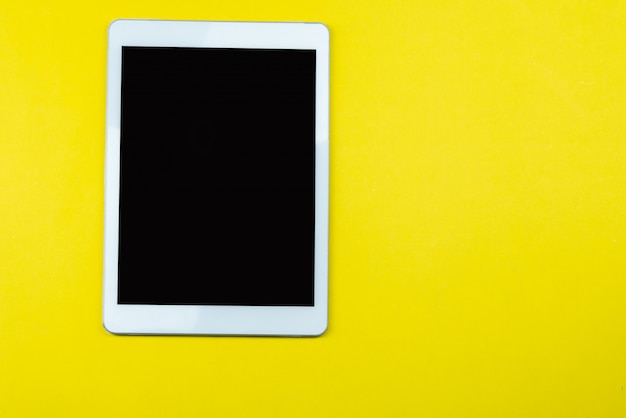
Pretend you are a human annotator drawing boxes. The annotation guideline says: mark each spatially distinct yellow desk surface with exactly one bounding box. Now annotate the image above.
[2,1,626,417]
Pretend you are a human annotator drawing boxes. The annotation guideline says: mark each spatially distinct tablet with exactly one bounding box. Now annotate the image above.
[103,19,329,336]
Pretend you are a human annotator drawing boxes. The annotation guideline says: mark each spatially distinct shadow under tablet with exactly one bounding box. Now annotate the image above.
[117,46,316,306]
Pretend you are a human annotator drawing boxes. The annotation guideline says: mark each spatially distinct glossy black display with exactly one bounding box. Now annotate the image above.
[118,46,316,306]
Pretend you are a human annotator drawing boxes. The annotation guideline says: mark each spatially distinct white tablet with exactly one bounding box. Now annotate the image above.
[103,19,329,336]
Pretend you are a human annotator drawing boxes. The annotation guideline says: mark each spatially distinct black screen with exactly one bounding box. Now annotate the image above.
[118,47,316,306]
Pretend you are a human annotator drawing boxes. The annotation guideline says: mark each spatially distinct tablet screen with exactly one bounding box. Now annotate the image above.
[118,46,316,306]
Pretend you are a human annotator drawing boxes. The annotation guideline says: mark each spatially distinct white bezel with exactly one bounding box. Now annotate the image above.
[103,19,329,336]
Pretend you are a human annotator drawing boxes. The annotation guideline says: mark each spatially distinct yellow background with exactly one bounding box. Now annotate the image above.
[2,1,626,416]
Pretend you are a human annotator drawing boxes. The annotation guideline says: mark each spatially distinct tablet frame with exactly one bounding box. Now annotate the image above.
[103,19,329,336]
